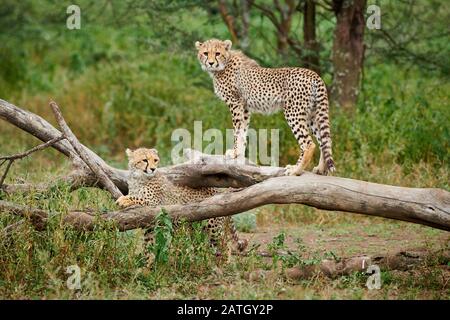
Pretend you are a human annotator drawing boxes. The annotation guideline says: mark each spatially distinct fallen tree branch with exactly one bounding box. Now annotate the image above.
[0,200,48,231]
[163,148,285,188]
[49,101,123,199]
[0,220,25,237]
[0,98,129,193]
[248,249,450,280]
[1,98,450,232]
[1,170,449,232]
[66,174,450,231]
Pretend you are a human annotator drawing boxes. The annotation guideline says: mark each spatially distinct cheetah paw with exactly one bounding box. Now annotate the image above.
[312,165,326,175]
[116,195,135,208]
[285,164,304,176]
[225,149,246,165]
[225,148,238,159]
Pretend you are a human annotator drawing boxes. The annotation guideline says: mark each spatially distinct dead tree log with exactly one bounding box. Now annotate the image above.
[0,98,129,193]
[1,169,449,232]
[0,200,48,231]
[68,174,450,231]
[1,98,450,232]
[248,249,450,280]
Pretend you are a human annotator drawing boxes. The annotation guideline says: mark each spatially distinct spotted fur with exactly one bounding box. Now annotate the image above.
[195,39,336,175]
[116,148,247,254]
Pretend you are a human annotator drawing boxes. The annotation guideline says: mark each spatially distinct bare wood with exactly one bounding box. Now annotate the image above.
[161,148,285,188]
[63,173,450,231]
[3,196,445,279]
[0,200,48,231]
[248,249,450,280]
[0,99,275,191]
[0,99,76,158]
[3,168,449,232]
[1,169,103,194]
[0,98,129,193]
[1,98,450,231]
[49,101,123,199]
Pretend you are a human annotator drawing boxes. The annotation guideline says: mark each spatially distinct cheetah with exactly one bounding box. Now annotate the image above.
[116,147,247,255]
[195,38,336,176]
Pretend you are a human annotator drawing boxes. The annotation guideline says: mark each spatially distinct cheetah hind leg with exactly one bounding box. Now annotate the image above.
[312,149,328,175]
[284,104,316,176]
[285,142,316,176]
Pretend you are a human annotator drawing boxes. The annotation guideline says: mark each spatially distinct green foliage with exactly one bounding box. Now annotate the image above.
[232,212,257,233]
[152,209,173,264]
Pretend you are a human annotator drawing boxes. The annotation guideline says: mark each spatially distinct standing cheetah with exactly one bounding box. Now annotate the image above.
[116,148,247,254]
[195,38,336,176]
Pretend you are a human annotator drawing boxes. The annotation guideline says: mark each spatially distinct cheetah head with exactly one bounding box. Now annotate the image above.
[195,39,232,72]
[126,148,159,177]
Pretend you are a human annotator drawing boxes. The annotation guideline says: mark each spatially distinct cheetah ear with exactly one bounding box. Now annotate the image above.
[150,148,158,154]
[125,148,133,158]
[195,41,202,50]
[223,39,232,51]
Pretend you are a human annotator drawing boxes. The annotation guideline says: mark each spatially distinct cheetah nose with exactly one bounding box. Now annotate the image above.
[150,168,155,172]
[208,61,214,66]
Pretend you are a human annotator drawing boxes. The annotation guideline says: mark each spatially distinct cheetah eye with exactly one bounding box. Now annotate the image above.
[215,52,220,56]
[154,159,158,163]
[203,52,208,56]
[142,159,148,163]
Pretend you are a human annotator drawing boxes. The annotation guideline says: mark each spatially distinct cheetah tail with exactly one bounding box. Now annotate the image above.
[314,84,336,174]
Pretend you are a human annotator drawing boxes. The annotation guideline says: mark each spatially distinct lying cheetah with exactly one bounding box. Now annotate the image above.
[195,38,336,176]
[116,147,247,254]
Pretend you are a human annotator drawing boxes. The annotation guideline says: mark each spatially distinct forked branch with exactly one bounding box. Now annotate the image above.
[49,101,123,199]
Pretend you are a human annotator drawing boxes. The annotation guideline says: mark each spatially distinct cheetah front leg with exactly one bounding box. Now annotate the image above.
[115,195,148,208]
[116,195,137,208]
[225,99,250,161]
[284,103,316,176]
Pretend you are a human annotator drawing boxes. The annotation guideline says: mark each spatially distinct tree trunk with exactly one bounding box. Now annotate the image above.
[275,0,296,57]
[331,0,366,110]
[303,0,320,73]
[239,0,251,51]
[218,0,240,45]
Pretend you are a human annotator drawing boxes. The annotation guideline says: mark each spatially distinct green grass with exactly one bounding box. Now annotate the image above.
[1,184,449,299]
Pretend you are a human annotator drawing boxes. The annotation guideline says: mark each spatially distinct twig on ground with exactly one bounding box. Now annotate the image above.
[0,136,65,188]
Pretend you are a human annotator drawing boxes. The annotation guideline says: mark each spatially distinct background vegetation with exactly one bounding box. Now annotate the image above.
[0,0,448,299]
